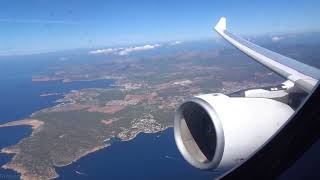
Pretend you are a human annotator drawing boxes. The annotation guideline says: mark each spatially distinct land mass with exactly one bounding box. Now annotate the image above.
[0,44,282,179]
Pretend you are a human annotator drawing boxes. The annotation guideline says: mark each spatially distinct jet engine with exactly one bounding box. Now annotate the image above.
[174,93,294,173]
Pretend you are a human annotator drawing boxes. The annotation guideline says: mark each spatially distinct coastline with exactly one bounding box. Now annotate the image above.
[1,138,109,179]
[53,144,110,168]
[55,127,180,180]
[0,119,171,180]
[0,77,119,180]
[0,119,49,180]
[0,119,44,131]
[0,119,109,179]
[120,126,171,142]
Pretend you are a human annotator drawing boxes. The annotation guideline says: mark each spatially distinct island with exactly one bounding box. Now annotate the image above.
[0,45,282,179]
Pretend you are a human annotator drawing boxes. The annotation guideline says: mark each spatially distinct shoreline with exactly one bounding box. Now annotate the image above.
[0,77,122,180]
[0,119,48,179]
[120,126,171,142]
[32,76,116,84]
[0,119,44,130]
[53,144,110,168]
[0,119,171,180]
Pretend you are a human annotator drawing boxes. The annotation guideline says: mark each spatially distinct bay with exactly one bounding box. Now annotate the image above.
[56,128,219,180]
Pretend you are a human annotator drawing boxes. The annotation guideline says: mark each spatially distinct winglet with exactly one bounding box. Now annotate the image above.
[214,17,227,32]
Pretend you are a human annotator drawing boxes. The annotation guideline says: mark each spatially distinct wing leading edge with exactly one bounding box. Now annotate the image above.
[214,17,320,93]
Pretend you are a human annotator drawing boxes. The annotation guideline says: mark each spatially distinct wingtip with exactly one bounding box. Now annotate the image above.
[214,17,227,32]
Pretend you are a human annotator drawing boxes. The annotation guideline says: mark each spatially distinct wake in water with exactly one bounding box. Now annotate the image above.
[164,155,178,160]
[75,170,87,176]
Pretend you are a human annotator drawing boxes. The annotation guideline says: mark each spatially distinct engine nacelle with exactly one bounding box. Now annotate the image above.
[174,93,294,173]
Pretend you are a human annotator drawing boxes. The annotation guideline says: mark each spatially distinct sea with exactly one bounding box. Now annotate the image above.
[0,56,218,179]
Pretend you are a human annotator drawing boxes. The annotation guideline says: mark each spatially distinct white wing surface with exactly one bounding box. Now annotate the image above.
[214,17,320,93]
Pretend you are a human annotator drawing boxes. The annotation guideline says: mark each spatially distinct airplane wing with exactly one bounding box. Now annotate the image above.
[174,17,320,178]
[214,17,320,93]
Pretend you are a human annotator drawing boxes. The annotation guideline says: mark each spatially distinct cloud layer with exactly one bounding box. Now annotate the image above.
[89,44,161,56]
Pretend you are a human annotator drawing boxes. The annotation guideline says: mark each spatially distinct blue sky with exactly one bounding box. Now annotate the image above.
[0,0,319,55]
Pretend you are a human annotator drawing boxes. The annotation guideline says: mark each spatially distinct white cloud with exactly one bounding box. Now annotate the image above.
[89,48,116,55]
[118,44,161,55]
[170,41,183,45]
[89,44,161,56]
[271,36,283,42]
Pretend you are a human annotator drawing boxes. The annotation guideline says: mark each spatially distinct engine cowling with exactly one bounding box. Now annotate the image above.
[174,93,294,173]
